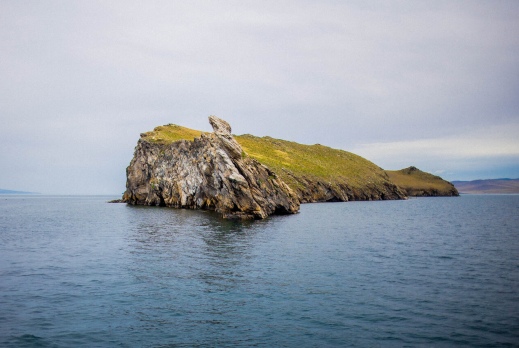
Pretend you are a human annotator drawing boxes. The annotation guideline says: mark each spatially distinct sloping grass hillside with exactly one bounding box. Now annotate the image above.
[386,167,459,196]
[141,124,395,195]
[235,134,390,192]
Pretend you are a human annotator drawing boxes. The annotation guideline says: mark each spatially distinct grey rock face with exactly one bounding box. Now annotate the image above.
[208,115,243,159]
[282,170,407,202]
[123,116,300,219]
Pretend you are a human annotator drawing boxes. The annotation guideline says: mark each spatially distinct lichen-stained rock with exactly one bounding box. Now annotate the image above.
[122,116,300,219]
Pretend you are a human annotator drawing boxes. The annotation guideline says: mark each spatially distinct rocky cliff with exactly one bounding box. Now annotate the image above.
[123,116,300,219]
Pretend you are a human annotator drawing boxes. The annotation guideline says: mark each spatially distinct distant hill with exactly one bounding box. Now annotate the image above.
[386,166,459,197]
[452,179,519,194]
[0,189,38,194]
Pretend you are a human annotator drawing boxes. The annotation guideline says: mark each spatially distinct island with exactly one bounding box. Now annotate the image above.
[121,116,458,219]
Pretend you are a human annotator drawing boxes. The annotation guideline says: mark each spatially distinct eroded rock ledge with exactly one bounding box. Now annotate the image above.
[122,116,300,219]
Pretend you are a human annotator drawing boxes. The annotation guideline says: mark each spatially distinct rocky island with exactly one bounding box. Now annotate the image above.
[122,116,457,219]
[123,116,299,219]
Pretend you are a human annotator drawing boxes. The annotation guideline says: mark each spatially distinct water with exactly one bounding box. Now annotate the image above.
[0,195,518,347]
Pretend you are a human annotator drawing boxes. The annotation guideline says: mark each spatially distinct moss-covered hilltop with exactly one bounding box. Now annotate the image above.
[386,166,459,197]
[139,122,407,203]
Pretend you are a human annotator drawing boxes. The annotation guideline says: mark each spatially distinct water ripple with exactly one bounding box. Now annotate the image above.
[0,195,518,346]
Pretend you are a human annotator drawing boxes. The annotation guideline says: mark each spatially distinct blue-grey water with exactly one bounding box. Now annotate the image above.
[0,195,518,347]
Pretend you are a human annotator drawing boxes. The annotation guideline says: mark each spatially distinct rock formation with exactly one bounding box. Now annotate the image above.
[123,116,300,219]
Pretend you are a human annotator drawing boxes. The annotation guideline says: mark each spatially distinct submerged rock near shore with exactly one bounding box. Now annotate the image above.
[123,116,300,219]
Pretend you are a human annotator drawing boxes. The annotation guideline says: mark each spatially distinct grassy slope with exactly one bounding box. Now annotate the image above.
[236,135,389,192]
[141,124,392,192]
[386,167,458,196]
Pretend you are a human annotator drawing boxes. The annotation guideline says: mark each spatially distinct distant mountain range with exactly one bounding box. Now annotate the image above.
[0,189,38,194]
[452,179,519,194]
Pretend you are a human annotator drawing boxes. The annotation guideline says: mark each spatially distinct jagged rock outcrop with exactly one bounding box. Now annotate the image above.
[122,116,300,219]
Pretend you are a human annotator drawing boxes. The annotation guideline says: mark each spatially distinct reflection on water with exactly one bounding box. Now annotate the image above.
[127,205,261,291]
[122,205,277,345]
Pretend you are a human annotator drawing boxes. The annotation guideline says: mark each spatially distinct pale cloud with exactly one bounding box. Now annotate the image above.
[351,122,519,180]
[1,0,518,193]
[355,134,518,161]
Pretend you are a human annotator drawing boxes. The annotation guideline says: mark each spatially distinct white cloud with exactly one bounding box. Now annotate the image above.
[350,122,519,179]
[1,1,519,192]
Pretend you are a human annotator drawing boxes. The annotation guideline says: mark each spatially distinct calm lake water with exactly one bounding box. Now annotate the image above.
[0,195,518,347]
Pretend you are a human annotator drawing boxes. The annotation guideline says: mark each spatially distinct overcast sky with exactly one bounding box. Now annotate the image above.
[1,1,518,194]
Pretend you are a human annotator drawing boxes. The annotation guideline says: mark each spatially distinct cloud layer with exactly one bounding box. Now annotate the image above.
[1,1,518,193]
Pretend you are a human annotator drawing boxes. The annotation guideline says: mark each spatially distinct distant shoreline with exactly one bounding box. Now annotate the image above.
[452,178,519,194]
[0,189,39,195]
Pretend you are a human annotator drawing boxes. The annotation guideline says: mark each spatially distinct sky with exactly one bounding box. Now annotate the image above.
[1,1,518,195]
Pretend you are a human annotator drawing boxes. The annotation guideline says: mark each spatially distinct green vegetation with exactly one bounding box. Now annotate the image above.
[142,124,391,192]
[141,124,206,143]
[235,135,388,191]
[142,124,459,198]
[386,167,458,196]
